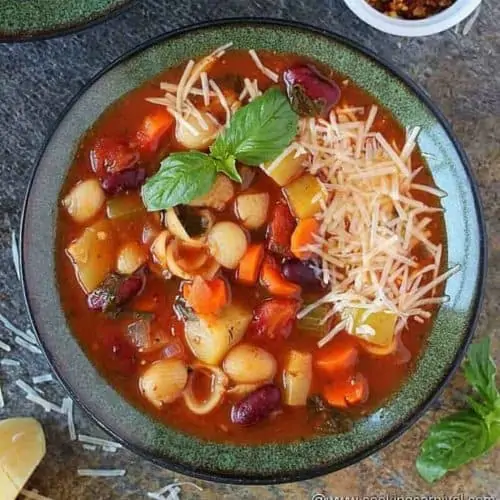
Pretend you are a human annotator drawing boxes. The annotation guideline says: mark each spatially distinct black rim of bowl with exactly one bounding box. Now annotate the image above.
[0,0,135,43]
[20,18,488,485]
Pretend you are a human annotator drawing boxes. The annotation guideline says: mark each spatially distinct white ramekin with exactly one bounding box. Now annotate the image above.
[343,0,482,37]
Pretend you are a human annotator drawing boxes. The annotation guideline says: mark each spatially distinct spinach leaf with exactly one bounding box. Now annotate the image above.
[211,88,298,166]
[416,338,500,483]
[142,152,217,211]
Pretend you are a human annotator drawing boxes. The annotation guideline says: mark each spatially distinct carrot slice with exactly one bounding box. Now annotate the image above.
[237,243,265,285]
[260,254,301,297]
[314,336,358,375]
[136,109,174,153]
[182,276,229,315]
[291,217,320,259]
[323,373,369,408]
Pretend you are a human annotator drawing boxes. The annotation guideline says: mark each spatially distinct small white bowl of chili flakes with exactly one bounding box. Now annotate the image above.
[343,0,481,36]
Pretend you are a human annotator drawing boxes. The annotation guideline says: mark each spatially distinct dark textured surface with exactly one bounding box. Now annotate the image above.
[0,0,132,41]
[0,1,498,498]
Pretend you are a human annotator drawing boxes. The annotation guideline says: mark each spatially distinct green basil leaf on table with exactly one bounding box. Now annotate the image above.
[416,410,491,483]
[463,337,499,408]
[211,87,298,165]
[416,337,500,483]
[141,152,217,211]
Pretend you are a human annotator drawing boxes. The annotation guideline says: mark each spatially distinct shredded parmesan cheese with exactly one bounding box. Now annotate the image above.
[147,481,203,500]
[32,374,53,384]
[0,338,11,352]
[248,49,279,82]
[77,469,126,477]
[1,358,20,366]
[0,313,37,344]
[15,336,42,354]
[291,102,457,347]
[62,397,76,441]
[77,434,123,449]
[11,230,21,281]
[15,379,64,413]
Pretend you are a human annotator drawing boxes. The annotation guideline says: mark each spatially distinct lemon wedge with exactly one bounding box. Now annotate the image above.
[0,418,46,500]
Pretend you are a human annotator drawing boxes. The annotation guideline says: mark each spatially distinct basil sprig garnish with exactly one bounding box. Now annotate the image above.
[416,338,500,483]
[142,88,298,211]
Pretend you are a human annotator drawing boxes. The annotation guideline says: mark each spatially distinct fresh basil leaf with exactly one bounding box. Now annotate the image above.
[416,410,490,483]
[215,155,242,182]
[211,88,298,166]
[463,337,499,408]
[141,152,217,211]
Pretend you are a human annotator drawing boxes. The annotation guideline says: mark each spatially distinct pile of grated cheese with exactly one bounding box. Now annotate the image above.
[294,105,459,345]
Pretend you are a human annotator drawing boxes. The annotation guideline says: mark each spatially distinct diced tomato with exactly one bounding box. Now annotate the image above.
[90,137,139,176]
[249,297,300,340]
[260,254,301,297]
[100,332,137,375]
[323,373,369,408]
[267,201,296,257]
[135,109,174,153]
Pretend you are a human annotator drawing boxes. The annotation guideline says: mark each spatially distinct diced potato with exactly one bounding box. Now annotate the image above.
[116,241,147,274]
[284,174,326,219]
[190,175,234,211]
[343,308,397,347]
[0,418,46,499]
[62,179,105,223]
[106,193,144,219]
[263,149,306,186]
[184,303,252,364]
[235,193,269,230]
[282,350,312,406]
[208,221,248,269]
[66,220,116,293]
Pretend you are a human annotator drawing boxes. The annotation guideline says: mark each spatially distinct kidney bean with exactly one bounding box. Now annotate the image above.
[282,259,324,288]
[231,384,281,426]
[101,167,146,195]
[88,270,146,312]
[284,64,341,117]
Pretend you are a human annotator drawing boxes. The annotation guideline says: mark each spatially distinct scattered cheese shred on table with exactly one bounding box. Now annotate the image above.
[77,434,123,449]
[11,230,21,281]
[77,469,126,477]
[147,481,203,500]
[15,379,64,414]
[0,338,11,352]
[0,312,37,344]
[32,374,53,384]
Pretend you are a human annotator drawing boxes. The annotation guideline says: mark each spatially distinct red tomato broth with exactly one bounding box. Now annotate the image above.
[55,49,446,444]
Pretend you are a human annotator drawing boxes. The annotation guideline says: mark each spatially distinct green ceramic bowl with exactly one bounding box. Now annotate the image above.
[0,0,133,42]
[21,19,486,484]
